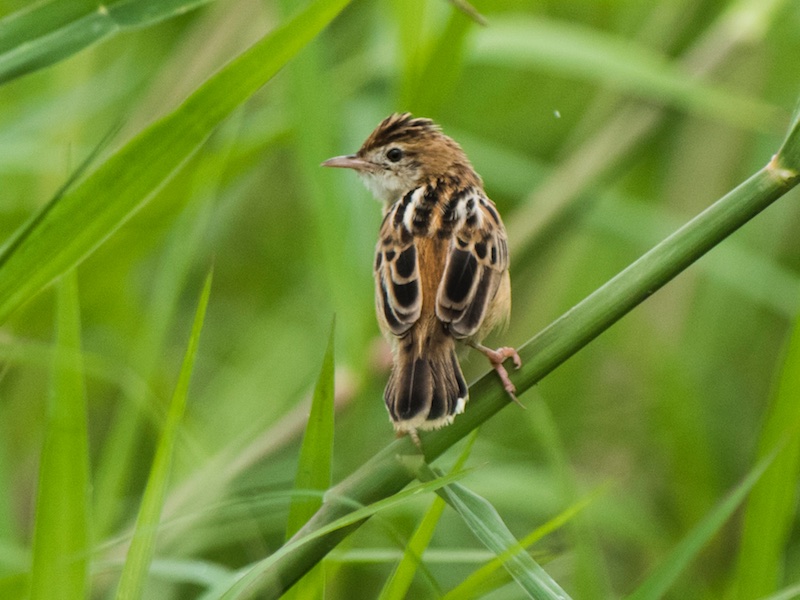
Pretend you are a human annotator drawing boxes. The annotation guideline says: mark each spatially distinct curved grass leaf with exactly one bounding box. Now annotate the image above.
[416,463,570,600]
[0,0,352,326]
[626,452,775,600]
[216,470,472,600]
[378,431,479,600]
[444,492,597,600]
[114,270,212,600]
[0,0,216,84]
[29,272,90,600]
[470,17,780,131]
[734,306,800,598]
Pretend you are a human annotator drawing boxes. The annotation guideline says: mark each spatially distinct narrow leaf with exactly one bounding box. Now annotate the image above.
[627,452,776,600]
[0,0,352,325]
[114,270,213,600]
[776,98,800,169]
[470,17,780,131]
[445,492,597,600]
[29,272,90,600]
[283,319,335,599]
[734,309,800,598]
[93,198,215,538]
[218,470,472,600]
[409,7,475,115]
[0,0,216,84]
[379,431,479,600]
[417,464,570,600]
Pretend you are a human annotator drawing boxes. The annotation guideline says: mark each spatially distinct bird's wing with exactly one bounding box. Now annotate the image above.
[374,205,422,336]
[436,192,509,339]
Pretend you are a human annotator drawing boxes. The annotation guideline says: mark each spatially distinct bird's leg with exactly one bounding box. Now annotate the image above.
[396,426,423,450]
[470,342,524,407]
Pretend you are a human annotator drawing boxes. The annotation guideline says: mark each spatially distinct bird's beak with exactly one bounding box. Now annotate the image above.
[321,154,372,171]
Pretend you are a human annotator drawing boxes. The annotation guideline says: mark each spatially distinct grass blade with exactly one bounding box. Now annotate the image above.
[29,272,90,600]
[93,197,215,538]
[286,331,336,495]
[378,431,479,600]
[733,305,800,598]
[114,270,213,600]
[444,492,597,600]
[416,463,570,600]
[0,0,216,84]
[283,319,336,598]
[378,495,447,600]
[470,16,780,131]
[0,0,352,326]
[626,452,776,600]
[217,469,472,600]
[408,7,474,116]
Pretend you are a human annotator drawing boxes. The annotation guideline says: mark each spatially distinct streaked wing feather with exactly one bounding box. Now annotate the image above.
[436,193,508,338]
[374,206,422,336]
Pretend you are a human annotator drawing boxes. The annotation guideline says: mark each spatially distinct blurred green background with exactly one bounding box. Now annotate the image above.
[2,0,800,598]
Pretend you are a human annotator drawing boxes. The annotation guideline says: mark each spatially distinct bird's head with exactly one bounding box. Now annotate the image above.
[322,113,476,204]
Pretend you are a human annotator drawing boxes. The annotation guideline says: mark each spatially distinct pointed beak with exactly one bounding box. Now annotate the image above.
[321,154,372,171]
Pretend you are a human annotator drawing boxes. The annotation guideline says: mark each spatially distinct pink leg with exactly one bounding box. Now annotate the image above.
[471,343,523,406]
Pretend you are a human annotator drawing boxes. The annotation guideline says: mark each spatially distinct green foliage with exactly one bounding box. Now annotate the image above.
[0,0,217,84]
[417,462,571,599]
[734,306,800,598]
[115,270,212,600]
[2,0,800,598]
[627,452,774,600]
[29,273,90,600]
[286,319,336,539]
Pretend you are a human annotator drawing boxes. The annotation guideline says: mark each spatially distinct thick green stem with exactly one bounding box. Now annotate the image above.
[249,119,800,598]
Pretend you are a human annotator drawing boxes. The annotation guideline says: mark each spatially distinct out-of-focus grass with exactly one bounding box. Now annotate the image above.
[2,0,800,598]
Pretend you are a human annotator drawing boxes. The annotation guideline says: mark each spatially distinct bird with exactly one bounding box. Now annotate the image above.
[322,113,520,442]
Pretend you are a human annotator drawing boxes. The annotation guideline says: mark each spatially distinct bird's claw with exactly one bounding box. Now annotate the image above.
[473,344,524,407]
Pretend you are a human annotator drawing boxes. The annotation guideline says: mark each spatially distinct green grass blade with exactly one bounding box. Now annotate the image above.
[733,307,800,598]
[93,197,215,538]
[626,452,776,600]
[29,271,90,600]
[217,470,472,600]
[470,17,780,131]
[777,99,800,168]
[0,0,216,84]
[285,327,336,486]
[416,463,570,600]
[378,431,479,600]
[114,269,213,600]
[757,583,800,600]
[408,7,474,115]
[444,492,597,600]
[393,0,428,108]
[379,495,447,600]
[283,319,335,598]
[0,0,352,326]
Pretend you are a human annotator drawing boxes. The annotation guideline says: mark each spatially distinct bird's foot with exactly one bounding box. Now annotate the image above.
[471,344,524,407]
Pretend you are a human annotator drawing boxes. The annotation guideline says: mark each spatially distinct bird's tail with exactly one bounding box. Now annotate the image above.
[385,334,468,434]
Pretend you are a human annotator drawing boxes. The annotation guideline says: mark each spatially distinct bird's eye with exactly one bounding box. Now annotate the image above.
[386,147,403,162]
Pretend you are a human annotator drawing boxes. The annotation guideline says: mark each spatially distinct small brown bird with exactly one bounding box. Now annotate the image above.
[323,113,520,440]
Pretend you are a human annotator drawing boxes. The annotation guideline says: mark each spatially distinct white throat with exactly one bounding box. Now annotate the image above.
[358,170,410,204]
